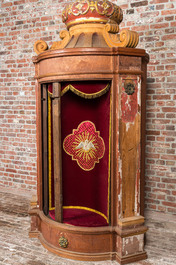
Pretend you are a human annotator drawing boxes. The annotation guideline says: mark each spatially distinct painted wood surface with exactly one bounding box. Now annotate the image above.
[52,82,63,222]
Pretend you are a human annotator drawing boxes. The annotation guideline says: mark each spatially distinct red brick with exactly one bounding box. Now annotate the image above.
[162,34,176,40]
[161,9,176,15]
[157,195,165,200]
[162,201,176,207]
[165,16,174,21]
[2,2,13,7]
[131,1,148,7]
[148,204,157,210]
[156,4,164,10]
[150,0,168,3]
[150,22,169,29]
[146,130,160,136]
[162,107,176,113]
[167,196,175,202]
[162,178,176,184]
[146,153,160,158]
[153,95,171,100]
[41,16,52,22]
[158,206,166,211]
[14,0,25,4]
[151,71,170,77]
[168,207,176,214]
[171,21,176,27]
[165,65,175,70]
[167,184,175,189]
[157,183,165,188]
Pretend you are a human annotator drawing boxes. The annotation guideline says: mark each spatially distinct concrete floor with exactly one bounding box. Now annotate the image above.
[0,187,175,265]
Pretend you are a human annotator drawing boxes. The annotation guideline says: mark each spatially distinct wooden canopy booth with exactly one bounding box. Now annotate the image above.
[29,0,149,264]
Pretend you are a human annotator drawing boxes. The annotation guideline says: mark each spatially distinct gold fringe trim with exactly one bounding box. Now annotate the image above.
[61,83,110,99]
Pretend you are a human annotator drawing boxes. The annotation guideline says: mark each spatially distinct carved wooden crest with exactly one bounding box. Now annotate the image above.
[34,0,139,54]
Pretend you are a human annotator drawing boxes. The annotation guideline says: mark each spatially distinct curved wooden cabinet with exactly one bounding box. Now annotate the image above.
[29,47,149,264]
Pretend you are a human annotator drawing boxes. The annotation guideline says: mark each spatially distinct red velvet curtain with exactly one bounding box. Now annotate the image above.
[48,81,111,227]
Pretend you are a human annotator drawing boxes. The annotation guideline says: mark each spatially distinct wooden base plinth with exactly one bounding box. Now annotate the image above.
[29,208,147,264]
[116,252,147,265]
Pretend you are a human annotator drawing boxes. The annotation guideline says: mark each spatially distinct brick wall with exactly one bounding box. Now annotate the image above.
[0,0,175,214]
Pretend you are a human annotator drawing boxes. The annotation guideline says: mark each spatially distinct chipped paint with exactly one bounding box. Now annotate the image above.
[118,75,142,218]
[121,76,138,123]
[122,234,144,256]
[117,81,122,220]
[117,170,122,219]
[135,169,141,215]
[135,76,141,215]
[137,76,141,104]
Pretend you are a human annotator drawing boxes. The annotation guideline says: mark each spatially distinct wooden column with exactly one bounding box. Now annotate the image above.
[52,82,63,222]
[42,84,49,215]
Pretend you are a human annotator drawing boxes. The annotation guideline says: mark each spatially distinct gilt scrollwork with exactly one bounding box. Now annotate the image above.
[34,40,48,55]
[34,29,71,54]
[110,5,123,24]
[103,24,139,48]
[104,23,119,34]
[119,30,139,48]
[50,30,71,50]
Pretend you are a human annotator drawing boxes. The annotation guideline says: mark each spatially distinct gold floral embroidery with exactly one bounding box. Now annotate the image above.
[63,121,105,171]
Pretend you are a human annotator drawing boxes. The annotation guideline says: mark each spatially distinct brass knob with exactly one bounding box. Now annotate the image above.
[59,236,68,248]
[124,81,135,95]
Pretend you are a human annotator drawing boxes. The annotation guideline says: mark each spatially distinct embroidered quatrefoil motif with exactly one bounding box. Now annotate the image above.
[63,121,105,171]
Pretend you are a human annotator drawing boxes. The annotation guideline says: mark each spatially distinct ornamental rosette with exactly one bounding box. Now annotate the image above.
[63,121,105,171]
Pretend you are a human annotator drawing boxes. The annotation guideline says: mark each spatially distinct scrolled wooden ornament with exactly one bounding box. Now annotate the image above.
[119,30,139,48]
[34,40,48,54]
[50,30,71,50]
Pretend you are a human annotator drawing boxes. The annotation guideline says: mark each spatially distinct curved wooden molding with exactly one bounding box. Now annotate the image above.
[29,208,147,262]
[34,40,48,55]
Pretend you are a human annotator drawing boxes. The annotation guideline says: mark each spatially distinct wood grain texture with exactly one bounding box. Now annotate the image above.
[52,82,63,222]
[35,80,42,209]
[118,215,144,227]
[29,209,147,263]
[120,114,141,218]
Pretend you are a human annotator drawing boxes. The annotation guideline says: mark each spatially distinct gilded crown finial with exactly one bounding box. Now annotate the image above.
[62,0,123,28]
[34,0,139,54]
